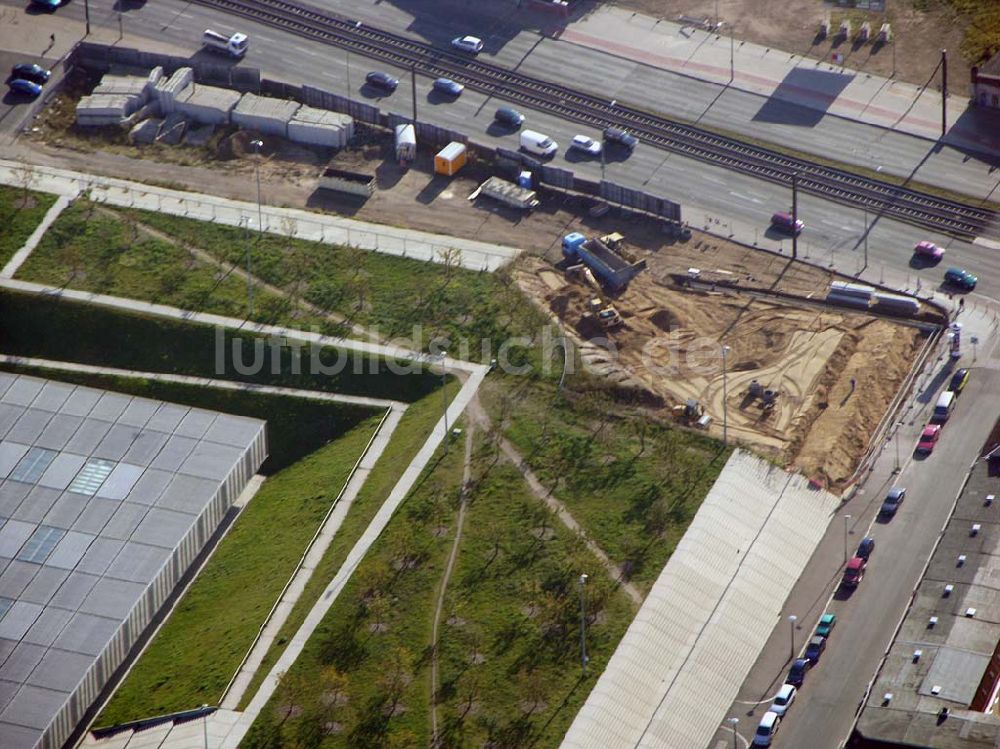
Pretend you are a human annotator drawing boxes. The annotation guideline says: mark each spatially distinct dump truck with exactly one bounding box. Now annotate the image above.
[395,124,416,167]
[470,176,539,210]
[318,167,376,199]
[202,29,249,58]
[562,232,646,291]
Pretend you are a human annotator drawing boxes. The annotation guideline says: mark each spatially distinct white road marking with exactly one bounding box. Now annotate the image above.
[728,192,761,203]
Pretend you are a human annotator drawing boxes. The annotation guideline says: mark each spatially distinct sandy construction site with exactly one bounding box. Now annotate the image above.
[518,250,929,489]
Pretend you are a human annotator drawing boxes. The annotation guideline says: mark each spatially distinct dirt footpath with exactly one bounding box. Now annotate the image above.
[611,0,971,88]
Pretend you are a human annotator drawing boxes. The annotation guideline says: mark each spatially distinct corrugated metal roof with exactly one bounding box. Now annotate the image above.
[562,450,839,749]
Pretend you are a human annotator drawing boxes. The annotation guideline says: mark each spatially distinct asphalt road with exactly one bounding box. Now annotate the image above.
[12,0,1000,303]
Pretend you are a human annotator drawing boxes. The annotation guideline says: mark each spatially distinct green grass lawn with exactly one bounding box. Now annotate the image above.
[96,410,385,726]
[485,375,729,593]
[241,430,635,749]
[237,381,461,708]
[0,183,57,268]
[116,207,548,362]
[0,289,444,403]
[16,200,332,332]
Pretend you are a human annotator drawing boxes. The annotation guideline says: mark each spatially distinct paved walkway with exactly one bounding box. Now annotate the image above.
[0,160,522,272]
[2,193,74,278]
[562,6,1000,155]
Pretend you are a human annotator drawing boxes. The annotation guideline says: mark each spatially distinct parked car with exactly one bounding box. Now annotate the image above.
[11,63,50,84]
[365,71,398,93]
[949,368,970,394]
[786,657,811,686]
[29,0,61,8]
[916,424,941,454]
[451,35,484,54]
[494,106,525,128]
[805,635,827,664]
[752,711,782,746]
[815,612,837,637]
[880,487,906,517]
[7,78,42,97]
[771,211,804,234]
[432,77,464,96]
[569,134,602,156]
[856,537,875,561]
[914,240,944,261]
[842,556,866,588]
[770,684,796,716]
[603,126,638,152]
[944,267,977,291]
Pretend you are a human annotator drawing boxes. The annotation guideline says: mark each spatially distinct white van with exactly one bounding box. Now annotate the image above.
[752,711,781,746]
[520,129,558,157]
[933,391,956,422]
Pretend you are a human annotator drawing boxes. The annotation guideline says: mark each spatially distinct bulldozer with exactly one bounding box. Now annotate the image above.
[672,398,704,425]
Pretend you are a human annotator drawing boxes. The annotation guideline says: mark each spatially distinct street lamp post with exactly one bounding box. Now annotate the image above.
[863,203,868,270]
[722,345,731,446]
[248,139,264,319]
[728,717,739,749]
[788,614,797,661]
[579,573,589,674]
[844,514,852,563]
[440,350,449,455]
[346,21,361,97]
[201,705,209,749]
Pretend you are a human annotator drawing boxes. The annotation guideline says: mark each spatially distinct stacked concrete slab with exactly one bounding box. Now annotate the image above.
[287,106,354,147]
[232,93,300,138]
[154,67,194,115]
[76,94,143,126]
[174,84,241,125]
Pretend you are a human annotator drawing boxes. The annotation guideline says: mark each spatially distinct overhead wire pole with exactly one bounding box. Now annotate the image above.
[941,49,948,137]
[411,64,418,124]
[791,172,799,259]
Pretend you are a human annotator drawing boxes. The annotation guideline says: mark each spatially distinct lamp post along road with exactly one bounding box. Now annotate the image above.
[248,139,264,319]
[579,573,589,674]
[722,345,731,445]
[440,350,449,455]
[844,514,852,563]
[728,717,739,749]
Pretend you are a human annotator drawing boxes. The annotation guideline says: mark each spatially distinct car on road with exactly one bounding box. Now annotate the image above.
[603,126,638,152]
[880,487,906,518]
[805,635,827,664]
[815,612,837,637]
[950,368,970,394]
[365,71,398,93]
[856,537,875,561]
[842,556,866,588]
[494,106,525,128]
[770,684,796,716]
[786,657,811,686]
[569,134,602,156]
[752,711,782,746]
[770,211,804,235]
[914,240,944,261]
[432,77,464,96]
[451,35,484,54]
[29,0,61,8]
[944,267,977,291]
[11,63,50,84]
[7,78,42,97]
[916,424,941,454]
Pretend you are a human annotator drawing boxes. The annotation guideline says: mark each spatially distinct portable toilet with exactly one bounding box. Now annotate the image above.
[562,232,586,258]
[517,170,532,189]
[434,142,467,176]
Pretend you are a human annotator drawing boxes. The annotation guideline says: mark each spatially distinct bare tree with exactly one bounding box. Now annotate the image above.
[378,646,414,717]
[16,163,37,210]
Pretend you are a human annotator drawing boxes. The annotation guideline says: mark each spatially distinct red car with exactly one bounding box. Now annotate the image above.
[842,556,866,588]
[914,241,944,261]
[916,424,941,454]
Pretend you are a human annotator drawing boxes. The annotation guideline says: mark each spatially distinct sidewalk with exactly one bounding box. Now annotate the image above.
[0,160,522,272]
[560,6,1000,156]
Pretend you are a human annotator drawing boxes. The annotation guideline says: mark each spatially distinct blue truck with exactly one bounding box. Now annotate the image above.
[562,232,646,291]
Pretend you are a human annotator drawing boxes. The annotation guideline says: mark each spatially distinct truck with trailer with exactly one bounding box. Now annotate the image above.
[317,167,376,199]
[202,29,249,59]
[470,176,539,211]
[561,232,646,291]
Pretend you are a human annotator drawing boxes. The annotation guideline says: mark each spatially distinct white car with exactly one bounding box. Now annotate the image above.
[451,36,484,54]
[569,134,602,156]
[770,683,796,716]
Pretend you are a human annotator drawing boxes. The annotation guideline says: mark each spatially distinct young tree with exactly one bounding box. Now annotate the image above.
[378,646,414,717]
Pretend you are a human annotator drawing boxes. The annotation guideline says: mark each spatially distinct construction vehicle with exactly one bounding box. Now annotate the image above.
[672,399,710,428]
[588,298,623,330]
[565,264,601,291]
[562,232,646,291]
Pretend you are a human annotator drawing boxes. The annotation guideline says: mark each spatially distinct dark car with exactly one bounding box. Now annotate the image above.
[856,537,875,561]
[365,71,398,93]
[771,211,804,235]
[11,63,50,84]
[880,487,906,517]
[494,106,525,128]
[805,636,826,664]
[944,267,977,291]
[8,79,42,97]
[432,77,464,96]
[603,126,638,152]
[950,368,969,394]
[786,658,811,686]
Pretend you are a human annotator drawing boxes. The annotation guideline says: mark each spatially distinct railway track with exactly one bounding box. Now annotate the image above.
[191,0,997,239]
